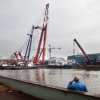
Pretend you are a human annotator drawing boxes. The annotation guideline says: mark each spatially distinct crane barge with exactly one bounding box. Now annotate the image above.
[33,4,49,65]
[0,4,49,69]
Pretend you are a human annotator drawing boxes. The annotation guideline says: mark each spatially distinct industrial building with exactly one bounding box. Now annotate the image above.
[67,53,100,63]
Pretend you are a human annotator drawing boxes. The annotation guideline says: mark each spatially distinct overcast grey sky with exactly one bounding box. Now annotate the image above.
[0,0,100,59]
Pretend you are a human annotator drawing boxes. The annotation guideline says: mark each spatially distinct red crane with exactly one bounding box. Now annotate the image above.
[14,51,24,63]
[14,52,19,62]
[18,52,24,63]
[33,4,49,64]
[73,39,90,62]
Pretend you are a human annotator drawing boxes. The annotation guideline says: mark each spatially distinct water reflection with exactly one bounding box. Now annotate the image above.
[0,69,100,96]
[34,69,46,84]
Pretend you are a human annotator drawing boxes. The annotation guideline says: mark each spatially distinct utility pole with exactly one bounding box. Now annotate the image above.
[48,44,51,59]
[73,40,75,55]
[48,44,61,59]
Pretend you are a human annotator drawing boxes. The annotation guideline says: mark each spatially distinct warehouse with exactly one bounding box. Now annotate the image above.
[67,53,100,63]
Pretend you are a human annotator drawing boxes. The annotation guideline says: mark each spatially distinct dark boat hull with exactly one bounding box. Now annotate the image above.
[0,66,36,70]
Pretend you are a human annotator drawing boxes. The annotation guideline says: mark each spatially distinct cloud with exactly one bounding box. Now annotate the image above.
[0,0,100,59]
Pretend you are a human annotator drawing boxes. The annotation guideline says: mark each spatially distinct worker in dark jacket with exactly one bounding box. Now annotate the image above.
[67,75,88,92]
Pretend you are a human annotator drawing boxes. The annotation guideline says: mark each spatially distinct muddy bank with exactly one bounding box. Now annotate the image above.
[0,83,42,100]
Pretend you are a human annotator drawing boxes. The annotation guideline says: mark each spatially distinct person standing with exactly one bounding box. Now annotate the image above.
[67,75,88,92]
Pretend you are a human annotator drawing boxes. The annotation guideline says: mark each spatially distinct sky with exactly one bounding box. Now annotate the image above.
[0,0,100,59]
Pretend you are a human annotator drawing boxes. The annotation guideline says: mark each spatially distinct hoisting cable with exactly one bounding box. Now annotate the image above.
[34,8,45,26]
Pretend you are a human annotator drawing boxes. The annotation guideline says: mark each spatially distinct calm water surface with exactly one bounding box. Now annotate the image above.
[0,68,100,96]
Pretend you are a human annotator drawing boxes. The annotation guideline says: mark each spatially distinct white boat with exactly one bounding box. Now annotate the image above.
[48,57,76,68]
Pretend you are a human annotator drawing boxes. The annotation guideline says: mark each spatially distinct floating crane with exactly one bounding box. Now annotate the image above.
[14,51,24,64]
[33,4,49,64]
[13,25,34,65]
[12,26,34,65]
[24,25,34,62]
[73,39,90,62]
[19,52,24,63]
[14,52,19,62]
[9,4,49,66]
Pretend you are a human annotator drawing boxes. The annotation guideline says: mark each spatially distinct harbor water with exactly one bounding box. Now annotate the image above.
[0,68,100,96]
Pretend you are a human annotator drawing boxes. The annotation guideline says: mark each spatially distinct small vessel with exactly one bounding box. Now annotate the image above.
[48,57,76,68]
[0,62,36,70]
